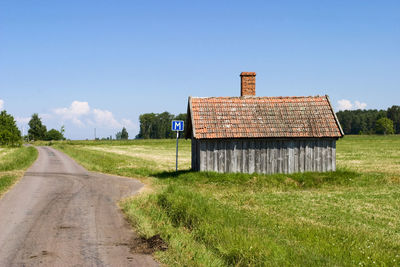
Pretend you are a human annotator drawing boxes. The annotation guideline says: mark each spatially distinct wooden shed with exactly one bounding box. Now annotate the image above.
[185,72,344,174]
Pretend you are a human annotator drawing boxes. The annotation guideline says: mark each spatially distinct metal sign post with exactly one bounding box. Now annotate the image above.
[176,131,179,172]
[172,120,184,172]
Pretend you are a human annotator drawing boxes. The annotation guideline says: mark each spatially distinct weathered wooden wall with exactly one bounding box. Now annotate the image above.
[191,138,336,174]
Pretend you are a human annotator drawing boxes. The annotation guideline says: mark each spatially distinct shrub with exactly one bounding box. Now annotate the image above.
[44,129,64,141]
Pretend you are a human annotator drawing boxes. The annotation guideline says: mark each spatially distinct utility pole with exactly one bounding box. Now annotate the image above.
[94,128,96,140]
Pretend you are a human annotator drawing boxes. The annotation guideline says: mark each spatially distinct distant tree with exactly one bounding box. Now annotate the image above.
[44,129,64,141]
[28,113,47,141]
[0,110,21,146]
[375,118,394,135]
[137,113,156,139]
[136,112,187,139]
[159,112,175,138]
[121,127,129,140]
[115,131,122,140]
[387,105,400,134]
[336,109,387,135]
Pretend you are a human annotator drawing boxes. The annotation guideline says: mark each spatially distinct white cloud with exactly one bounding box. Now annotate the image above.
[337,99,353,110]
[54,100,90,117]
[54,101,90,127]
[337,99,367,111]
[354,101,367,110]
[0,99,4,110]
[52,100,134,131]
[93,108,122,129]
[86,119,95,126]
[70,101,90,115]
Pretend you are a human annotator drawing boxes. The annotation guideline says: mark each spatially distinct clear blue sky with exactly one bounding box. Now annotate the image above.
[1,0,399,139]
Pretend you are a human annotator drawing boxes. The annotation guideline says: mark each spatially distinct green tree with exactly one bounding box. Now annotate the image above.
[136,112,186,139]
[0,110,21,146]
[387,105,400,134]
[375,118,394,135]
[136,113,155,139]
[28,113,47,141]
[44,129,64,141]
[115,131,122,140]
[121,127,129,140]
[336,109,387,135]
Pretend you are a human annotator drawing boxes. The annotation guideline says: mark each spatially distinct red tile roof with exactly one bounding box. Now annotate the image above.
[186,95,343,139]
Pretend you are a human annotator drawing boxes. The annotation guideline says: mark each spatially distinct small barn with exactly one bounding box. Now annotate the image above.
[185,72,344,174]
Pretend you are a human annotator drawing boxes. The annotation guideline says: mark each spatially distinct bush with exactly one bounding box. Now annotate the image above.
[44,129,64,141]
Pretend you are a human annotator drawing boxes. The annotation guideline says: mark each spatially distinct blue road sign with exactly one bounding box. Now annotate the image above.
[172,120,184,172]
[172,120,184,131]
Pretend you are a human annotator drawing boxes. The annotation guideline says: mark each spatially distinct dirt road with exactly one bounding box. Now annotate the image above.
[0,146,158,266]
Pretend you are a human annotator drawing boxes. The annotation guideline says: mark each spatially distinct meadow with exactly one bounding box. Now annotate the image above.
[53,136,400,266]
[0,146,38,197]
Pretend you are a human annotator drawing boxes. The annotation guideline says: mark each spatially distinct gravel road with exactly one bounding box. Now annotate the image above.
[0,146,158,266]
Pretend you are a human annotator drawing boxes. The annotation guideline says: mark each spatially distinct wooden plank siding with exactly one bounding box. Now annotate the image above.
[192,138,337,174]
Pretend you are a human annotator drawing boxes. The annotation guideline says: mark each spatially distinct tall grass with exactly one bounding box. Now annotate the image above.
[0,146,38,196]
[0,146,38,171]
[155,184,399,266]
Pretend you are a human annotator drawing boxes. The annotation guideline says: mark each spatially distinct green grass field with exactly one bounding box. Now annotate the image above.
[54,136,400,266]
[0,146,38,197]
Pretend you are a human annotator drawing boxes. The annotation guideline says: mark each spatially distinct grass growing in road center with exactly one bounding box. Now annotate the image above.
[54,136,400,266]
[0,146,38,197]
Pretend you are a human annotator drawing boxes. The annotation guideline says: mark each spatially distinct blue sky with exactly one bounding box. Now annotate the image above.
[0,0,399,139]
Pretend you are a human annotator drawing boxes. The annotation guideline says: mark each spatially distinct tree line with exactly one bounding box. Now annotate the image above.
[27,113,66,141]
[336,105,399,135]
[136,112,186,139]
[0,111,66,146]
[0,109,132,145]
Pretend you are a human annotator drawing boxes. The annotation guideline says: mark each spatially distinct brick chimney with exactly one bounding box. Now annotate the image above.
[240,72,256,96]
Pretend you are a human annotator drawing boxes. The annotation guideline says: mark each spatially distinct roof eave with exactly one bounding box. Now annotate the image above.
[185,96,196,139]
[325,95,345,137]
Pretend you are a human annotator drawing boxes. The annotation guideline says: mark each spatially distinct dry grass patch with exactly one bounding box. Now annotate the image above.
[79,144,191,171]
[0,148,15,159]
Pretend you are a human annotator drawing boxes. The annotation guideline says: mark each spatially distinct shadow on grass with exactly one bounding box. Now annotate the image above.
[153,170,193,179]
[151,168,372,189]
